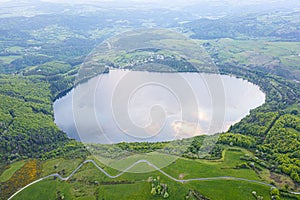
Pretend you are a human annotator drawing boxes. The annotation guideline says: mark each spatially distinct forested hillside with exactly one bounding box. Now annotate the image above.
[0,75,68,160]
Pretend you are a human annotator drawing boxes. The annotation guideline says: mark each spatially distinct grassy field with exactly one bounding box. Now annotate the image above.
[41,158,85,177]
[202,38,300,80]
[162,148,260,180]
[187,180,272,200]
[11,177,283,200]
[11,147,292,200]
[0,161,25,182]
[0,55,22,64]
[10,162,272,200]
[13,179,73,200]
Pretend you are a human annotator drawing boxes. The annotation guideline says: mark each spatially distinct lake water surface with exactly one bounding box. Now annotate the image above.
[54,70,265,144]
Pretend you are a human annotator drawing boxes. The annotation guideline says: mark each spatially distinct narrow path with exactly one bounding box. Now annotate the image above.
[8,159,300,199]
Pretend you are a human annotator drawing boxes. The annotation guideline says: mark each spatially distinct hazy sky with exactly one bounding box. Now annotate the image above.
[0,0,296,6]
[1,0,299,10]
[38,0,290,5]
[0,0,288,6]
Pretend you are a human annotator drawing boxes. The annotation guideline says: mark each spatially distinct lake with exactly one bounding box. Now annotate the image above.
[53,70,265,144]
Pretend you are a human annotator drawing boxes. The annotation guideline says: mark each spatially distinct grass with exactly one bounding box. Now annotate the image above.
[98,178,189,200]
[281,55,300,68]
[12,179,73,200]
[98,182,150,200]
[41,158,85,177]
[187,180,272,200]
[205,39,300,70]
[0,55,21,64]
[10,147,299,200]
[86,148,260,181]
[0,160,25,182]
[103,152,178,173]
[162,148,260,181]
[10,148,278,199]
[11,178,275,200]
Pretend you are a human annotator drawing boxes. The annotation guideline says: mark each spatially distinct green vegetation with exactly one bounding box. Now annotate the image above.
[23,63,78,99]
[10,148,300,200]
[98,182,151,200]
[187,180,272,200]
[185,11,300,41]
[76,29,217,83]
[11,178,275,200]
[0,75,69,161]
[229,111,279,137]
[223,103,300,184]
[3,146,299,199]
[1,160,42,199]
[185,189,210,200]
[6,149,273,200]
[117,141,168,153]
[163,148,259,180]
[261,114,300,182]
[200,39,300,80]
[41,157,85,177]
[0,161,25,182]
[0,72,88,163]
[149,176,169,198]
[218,133,256,148]
[0,4,299,200]
[12,179,73,200]
[187,27,300,188]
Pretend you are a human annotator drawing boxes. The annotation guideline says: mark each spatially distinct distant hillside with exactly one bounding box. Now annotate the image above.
[185,11,300,41]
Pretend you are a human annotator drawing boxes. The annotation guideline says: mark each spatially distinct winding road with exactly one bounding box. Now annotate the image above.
[8,159,300,199]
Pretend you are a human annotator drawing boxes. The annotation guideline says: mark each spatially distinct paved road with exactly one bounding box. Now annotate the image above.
[8,159,300,199]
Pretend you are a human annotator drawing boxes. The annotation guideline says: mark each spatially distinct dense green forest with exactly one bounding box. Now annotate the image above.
[0,75,68,160]
[226,113,300,183]
[0,61,87,161]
